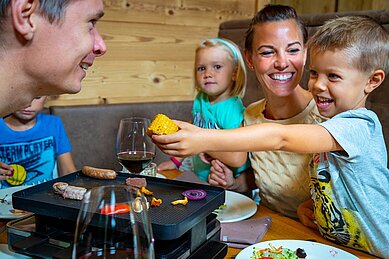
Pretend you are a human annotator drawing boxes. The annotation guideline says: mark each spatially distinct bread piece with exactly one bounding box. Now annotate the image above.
[147,114,179,136]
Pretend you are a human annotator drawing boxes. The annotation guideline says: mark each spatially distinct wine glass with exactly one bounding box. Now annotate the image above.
[73,185,154,258]
[116,117,156,174]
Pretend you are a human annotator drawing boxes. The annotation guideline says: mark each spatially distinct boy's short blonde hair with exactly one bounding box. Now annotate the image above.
[194,38,247,98]
[307,15,389,74]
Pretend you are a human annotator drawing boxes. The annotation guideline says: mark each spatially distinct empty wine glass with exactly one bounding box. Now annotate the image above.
[116,117,156,174]
[73,185,154,258]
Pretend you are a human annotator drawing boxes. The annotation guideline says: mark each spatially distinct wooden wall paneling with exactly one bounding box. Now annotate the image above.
[47,0,257,106]
[270,0,337,14]
[103,0,256,26]
[256,0,272,10]
[97,21,218,61]
[337,0,373,11]
[337,0,389,11]
[49,59,195,106]
[371,0,389,10]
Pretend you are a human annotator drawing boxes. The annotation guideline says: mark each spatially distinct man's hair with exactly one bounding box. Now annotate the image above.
[194,38,247,98]
[245,4,307,53]
[0,0,73,24]
[308,15,389,74]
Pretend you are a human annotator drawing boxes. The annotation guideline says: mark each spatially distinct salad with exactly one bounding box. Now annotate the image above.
[251,243,307,259]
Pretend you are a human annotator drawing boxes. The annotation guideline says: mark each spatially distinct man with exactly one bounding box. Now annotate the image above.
[0,0,106,178]
[0,0,107,117]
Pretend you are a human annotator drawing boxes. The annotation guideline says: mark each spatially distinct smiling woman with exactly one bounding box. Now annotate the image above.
[206,4,326,219]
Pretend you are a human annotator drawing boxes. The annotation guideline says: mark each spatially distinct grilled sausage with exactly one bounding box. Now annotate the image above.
[81,166,117,180]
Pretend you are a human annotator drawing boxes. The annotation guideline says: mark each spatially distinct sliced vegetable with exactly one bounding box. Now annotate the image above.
[100,203,130,215]
[171,196,188,206]
[151,197,162,207]
[141,186,153,196]
[182,189,207,200]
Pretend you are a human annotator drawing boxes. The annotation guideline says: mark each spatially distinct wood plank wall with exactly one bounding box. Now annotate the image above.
[46,0,388,106]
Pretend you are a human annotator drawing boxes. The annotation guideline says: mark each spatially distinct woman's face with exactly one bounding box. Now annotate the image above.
[245,19,306,98]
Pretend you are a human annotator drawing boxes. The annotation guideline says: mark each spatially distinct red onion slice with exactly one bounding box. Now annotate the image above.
[182,189,207,200]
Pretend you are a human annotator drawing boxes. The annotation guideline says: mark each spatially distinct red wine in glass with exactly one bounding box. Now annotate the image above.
[117,151,154,174]
[116,117,156,174]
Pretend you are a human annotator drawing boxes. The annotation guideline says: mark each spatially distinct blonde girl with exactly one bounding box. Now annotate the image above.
[158,38,249,181]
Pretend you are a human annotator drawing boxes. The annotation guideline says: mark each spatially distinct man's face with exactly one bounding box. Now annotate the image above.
[25,0,107,96]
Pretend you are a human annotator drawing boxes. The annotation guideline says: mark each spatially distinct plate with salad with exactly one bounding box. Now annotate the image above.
[236,239,358,259]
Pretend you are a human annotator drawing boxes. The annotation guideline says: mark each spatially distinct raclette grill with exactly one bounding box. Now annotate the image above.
[8,171,228,258]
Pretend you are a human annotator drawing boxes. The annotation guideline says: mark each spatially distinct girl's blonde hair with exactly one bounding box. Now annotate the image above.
[194,38,247,98]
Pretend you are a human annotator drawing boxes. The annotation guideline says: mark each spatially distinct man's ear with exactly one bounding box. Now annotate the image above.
[365,69,385,94]
[11,0,39,41]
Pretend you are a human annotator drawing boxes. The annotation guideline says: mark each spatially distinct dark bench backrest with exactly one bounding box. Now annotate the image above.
[51,101,192,171]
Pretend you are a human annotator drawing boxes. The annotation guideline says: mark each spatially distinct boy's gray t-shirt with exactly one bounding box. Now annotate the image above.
[310,108,388,258]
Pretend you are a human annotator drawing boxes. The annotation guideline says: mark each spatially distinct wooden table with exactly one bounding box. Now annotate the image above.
[224,205,377,259]
[159,170,377,259]
[0,170,379,259]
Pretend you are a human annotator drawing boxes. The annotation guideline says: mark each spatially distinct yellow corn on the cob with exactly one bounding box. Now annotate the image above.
[147,114,179,136]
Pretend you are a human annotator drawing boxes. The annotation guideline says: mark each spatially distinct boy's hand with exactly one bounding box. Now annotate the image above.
[297,199,318,229]
[208,160,234,189]
[0,162,14,180]
[152,120,206,157]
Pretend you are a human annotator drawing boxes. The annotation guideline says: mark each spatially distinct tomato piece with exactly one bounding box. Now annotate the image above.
[100,203,131,215]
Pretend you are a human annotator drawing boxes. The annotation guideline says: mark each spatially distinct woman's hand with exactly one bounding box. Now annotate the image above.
[152,120,207,157]
[297,199,318,229]
[0,162,13,181]
[208,160,235,189]
[199,153,214,164]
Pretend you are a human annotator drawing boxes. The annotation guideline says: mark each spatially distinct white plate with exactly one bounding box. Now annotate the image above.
[156,173,166,179]
[215,190,257,223]
[0,186,32,219]
[236,240,358,259]
[0,244,32,258]
[0,244,32,259]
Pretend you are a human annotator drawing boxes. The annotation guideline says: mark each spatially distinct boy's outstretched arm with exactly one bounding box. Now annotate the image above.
[57,153,77,176]
[153,120,341,156]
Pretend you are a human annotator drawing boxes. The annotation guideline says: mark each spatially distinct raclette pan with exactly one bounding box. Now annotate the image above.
[12,171,225,240]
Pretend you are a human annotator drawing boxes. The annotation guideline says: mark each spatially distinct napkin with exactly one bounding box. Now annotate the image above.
[220,216,272,248]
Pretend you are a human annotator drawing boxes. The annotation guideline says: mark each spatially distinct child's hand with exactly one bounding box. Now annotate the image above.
[152,120,206,157]
[208,160,234,189]
[297,199,318,229]
[0,162,14,180]
[157,160,177,171]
